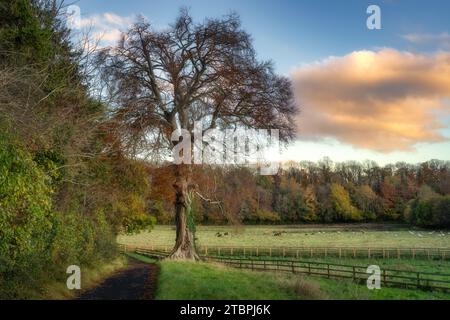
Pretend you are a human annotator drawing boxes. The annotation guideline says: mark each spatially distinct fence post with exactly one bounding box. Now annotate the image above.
[291,261,295,273]
[269,248,272,257]
[310,248,313,258]
[339,248,342,259]
[308,262,311,275]
[368,248,371,259]
[352,266,356,281]
[412,249,415,259]
[353,248,356,258]
[296,249,299,259]
[256,247,259,256]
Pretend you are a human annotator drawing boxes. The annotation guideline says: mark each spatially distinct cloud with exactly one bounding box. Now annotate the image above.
[291,49,450,152]
[402,32,450,49]
[79,13,136,46]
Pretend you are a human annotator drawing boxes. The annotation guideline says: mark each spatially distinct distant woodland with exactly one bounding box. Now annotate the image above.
[148,159,450,228]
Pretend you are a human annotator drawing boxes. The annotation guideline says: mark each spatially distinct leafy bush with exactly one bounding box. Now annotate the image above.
[0,133,54,297]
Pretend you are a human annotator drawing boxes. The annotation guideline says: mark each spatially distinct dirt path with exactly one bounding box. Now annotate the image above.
[77,258,159,300]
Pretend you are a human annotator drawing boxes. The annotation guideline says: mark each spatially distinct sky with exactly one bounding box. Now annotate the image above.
[72,0,450,165]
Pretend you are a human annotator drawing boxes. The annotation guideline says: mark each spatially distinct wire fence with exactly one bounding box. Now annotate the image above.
[119,244,450,260]
[120,245,450,293]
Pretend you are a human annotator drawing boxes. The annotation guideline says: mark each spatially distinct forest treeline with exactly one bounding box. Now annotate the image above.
[148,160,450,228]
[0,0,154,298]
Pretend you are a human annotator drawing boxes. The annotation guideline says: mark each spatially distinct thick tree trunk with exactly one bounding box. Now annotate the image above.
[168,165,199,260]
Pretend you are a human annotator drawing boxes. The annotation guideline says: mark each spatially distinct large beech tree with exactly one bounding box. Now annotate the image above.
[98,10,297,259]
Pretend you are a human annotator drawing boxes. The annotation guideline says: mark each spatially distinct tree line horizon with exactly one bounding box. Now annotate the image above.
[147,158,450,228]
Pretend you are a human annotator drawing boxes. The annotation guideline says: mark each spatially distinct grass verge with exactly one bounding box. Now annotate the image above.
[41,256,129,300]
[155,260,300,300]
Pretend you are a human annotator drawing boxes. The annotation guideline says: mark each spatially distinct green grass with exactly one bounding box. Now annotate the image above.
[288,257,450,274]
[118,224,450,249]
[213,255,450,274]
[130,253,450,300]
[310,277,450,300]
[155,260,299,300]
[125,252,158,264]
[42,257,129,300]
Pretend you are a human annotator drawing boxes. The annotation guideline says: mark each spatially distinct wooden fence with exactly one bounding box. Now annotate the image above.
[206,256,450,292]
[119,244,450,260]
[122,245,450,293]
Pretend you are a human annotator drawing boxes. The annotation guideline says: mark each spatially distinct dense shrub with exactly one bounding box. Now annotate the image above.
[0,1,155,298]
[0,133,124,298]
[0,134,54,297]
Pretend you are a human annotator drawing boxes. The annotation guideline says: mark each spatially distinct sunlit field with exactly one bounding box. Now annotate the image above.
[118,224,450,249]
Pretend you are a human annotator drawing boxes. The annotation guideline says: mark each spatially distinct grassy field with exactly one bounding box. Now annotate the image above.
[121,225,450,300]
[129,253,450,300]
[118,224,450,249]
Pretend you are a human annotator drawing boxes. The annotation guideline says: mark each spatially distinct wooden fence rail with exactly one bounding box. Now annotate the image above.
[122,245,450,293]
[118,244,450,260]
[205,256,450,292]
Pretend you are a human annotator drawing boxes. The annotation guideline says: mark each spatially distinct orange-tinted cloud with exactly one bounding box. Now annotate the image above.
[291,49,450,152]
